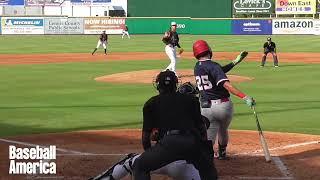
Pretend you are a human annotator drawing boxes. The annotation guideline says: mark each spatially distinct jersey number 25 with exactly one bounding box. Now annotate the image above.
[195,75,213,91]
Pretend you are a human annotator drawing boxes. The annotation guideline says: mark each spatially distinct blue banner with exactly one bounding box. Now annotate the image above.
[1,17,44,34]
[71,0,111,5]
[3,18,43,26]
[232,19,272,35]
[93,0,111,3]
[0,0,24,5]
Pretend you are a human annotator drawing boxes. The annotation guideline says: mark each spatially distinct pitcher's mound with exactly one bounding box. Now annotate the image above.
[95,69,254,84]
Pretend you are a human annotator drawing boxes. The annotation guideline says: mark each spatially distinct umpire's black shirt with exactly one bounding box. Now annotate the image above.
[264,41,276,52]
[142,92,202,149]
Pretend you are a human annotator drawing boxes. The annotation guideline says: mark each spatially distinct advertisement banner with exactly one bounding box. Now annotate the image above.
[313,19,320,35]
[273,19,314,34]
[0,0,24,6]
[26,0,64,6]
[0,0,24,5]
[232,19,272,35]
[71,0,111,5]
[276,0,316,14]
[44,18,84,34]
[232,0,274,14]
[1,17,44,34]
[84,18,125,34]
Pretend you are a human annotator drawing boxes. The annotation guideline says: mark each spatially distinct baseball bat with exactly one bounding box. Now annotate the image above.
[252,106,271,162]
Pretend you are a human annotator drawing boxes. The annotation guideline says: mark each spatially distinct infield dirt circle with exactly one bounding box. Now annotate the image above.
[0,52,319,180]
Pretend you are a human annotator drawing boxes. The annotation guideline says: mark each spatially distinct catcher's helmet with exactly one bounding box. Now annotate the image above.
[267,37,271,41]
[155,70,178,93]
[193,40,212,59]
[178,82,199,96]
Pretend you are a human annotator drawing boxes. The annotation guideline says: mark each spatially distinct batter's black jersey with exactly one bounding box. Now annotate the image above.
[100,33,108,41]
[194,60,230,101]
[143,92,203,132]
[264,41,276,52]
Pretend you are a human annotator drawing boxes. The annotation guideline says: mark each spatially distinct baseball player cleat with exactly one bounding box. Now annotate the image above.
[218,145,227,160]
[88,153,137,180]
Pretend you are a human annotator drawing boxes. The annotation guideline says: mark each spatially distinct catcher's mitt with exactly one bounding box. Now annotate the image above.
[178,82,199,96]
[177,48,184,55]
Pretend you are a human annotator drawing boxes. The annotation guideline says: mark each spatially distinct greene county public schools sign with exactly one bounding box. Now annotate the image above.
[233,0,274,14]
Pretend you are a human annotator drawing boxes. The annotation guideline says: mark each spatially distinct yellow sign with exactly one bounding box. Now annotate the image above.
[276,0,316,14]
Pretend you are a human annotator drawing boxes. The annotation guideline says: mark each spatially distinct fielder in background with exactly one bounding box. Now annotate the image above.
[92,30,108,55]
[261,37,279,67]
[121,25,130,39]
[162,22,183,73]
[193,40,255,160]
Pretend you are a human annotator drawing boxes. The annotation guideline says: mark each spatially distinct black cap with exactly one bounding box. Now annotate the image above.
[156,70,178,93]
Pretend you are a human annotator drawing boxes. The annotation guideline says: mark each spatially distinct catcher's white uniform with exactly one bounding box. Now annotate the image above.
[94,154,200,180]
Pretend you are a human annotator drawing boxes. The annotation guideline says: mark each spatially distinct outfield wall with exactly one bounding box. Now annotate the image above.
[127,0,232,18]
[0,17,319,35]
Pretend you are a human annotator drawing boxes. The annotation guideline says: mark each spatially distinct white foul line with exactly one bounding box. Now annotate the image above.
[272,156,293,179]
[0,138,95,155]
[234,140,319,156]
[235,176,293,180]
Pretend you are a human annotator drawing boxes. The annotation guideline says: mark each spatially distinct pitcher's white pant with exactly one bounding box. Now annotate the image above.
[201,99,233,146]
[121,31,130,39]
[104,154,200,180]
[96,40,107,49]
[165,45,177,72]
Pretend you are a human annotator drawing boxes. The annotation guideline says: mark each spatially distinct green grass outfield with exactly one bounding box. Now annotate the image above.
[1,35,320,54]
[0,35,319,137]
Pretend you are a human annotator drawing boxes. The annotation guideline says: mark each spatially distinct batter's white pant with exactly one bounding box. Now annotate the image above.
[121,31,130,39]
[165,45,178,72]
[104,154,200,180]
[201,99,233,147]
[96,40,107,49]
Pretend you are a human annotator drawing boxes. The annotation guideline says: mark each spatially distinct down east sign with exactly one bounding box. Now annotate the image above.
[233,0,275,14]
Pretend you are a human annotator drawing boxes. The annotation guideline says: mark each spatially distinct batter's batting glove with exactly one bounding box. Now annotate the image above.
[232,51,248,65]
[243,96,256,108]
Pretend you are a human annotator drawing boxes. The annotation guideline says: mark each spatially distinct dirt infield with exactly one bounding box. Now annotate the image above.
[0,130,319,179]
[1,52,320,65]
[95,69,254,84]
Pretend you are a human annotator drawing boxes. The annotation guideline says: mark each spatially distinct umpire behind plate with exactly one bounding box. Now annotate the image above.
[133,70,218,180]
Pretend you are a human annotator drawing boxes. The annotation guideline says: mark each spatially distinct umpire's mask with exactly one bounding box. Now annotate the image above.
[155,70,178,94]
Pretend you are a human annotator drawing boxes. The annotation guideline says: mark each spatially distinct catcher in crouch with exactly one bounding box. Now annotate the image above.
[88,53,248,180]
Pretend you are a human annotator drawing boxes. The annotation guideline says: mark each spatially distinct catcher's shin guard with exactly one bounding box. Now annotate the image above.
[88,153,137,180]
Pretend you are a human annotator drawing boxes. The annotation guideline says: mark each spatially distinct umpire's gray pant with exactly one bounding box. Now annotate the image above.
[201,99,233,147]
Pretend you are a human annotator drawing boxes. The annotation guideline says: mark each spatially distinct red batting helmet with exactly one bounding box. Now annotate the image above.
[193,40,212,59]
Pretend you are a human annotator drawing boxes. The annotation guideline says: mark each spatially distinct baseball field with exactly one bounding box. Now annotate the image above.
[0,35,319,179]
